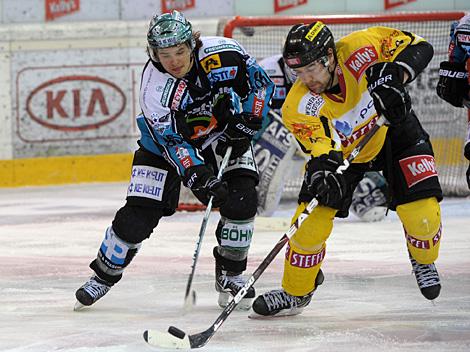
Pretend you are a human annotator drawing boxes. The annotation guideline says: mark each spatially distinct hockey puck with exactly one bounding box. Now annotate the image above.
[191,290,197,305]
[168,326,186,339]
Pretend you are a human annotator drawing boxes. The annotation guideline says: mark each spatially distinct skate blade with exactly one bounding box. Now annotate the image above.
[248,307,305,319]
[73,301,87,311]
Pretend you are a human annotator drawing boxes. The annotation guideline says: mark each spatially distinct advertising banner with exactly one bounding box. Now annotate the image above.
[274,0,308,14]
[161,0,196,13]
[12,48,144,158]
[384,0,417,10]
[45,0,80,21]
[121,0,234,20]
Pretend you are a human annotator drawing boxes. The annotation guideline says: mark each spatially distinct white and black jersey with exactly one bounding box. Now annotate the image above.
[137,36,274,176]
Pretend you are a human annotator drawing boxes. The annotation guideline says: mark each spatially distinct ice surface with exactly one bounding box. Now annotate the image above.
[1,182,470,352]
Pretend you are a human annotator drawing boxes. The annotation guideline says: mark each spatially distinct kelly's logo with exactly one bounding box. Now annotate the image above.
[345,46,378,80]
[45,0,80,21]
[384,0,417,10]
[274,0,308,13]
[399,154,438,188]
[161,0,195,13]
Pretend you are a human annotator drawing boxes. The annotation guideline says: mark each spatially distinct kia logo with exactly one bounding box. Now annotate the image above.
[26,75,126,131]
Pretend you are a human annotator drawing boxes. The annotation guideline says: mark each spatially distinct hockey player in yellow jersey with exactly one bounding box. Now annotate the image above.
[252,22,443,317]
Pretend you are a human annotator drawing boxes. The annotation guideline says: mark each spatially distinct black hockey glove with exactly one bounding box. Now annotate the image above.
[183,165,228,207]
[436,61,469,108]
[304,151,347,209]
[365,62,411,125]
[215,113,262,159]
[213,95,262,159]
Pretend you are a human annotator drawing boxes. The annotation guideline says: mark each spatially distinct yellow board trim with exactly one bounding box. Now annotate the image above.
[0,153,133,187]
[0,136,465,188]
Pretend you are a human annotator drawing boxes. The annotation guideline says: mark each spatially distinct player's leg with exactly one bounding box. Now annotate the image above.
[209,146,259,310]
[397,198,441,300]
[75,147,180,310]
[251,203,333,317]
[387,113,443,300]
[252,167,365,317]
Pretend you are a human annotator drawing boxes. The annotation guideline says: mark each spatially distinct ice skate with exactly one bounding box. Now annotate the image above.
[251,270,324,318]
[215,267,255,310]
[74,275,113,311]
[409,252,441,300]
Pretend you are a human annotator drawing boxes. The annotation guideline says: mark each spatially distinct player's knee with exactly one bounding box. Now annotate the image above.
[112,204,163,244]
[397,197,441,239]
[219,176,257,220]
[291,202,335,250]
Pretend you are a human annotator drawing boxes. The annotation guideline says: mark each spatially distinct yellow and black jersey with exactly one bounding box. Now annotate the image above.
[282,26,427,163]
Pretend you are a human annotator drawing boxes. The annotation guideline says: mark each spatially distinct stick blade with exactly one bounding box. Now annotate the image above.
[143,329,191,349]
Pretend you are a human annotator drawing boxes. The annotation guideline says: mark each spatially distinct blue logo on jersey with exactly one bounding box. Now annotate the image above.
[207,66,238,83]
[334,120,353,137]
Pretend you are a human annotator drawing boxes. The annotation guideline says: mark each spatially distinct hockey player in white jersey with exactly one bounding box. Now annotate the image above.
[74,10,274,311]
[436,13,470,190]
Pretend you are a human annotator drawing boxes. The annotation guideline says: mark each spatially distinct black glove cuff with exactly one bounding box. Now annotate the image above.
[226,113,262,139]
[182,165,213,190]
[307,150,343,173]
[366,62,405,91]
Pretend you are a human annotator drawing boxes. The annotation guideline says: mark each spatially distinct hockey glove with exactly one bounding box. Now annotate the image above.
[304,151,347,209]
[365,62,411,125]
[183,165,228,207]
[212,94,262,159]
[215,113,262,159]
[436,61,469,108]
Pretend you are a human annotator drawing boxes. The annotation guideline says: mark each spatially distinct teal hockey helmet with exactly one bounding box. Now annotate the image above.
[147,10,195,51]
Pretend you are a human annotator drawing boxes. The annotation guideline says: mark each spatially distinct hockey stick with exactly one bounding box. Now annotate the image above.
[144,117,386,349]
[183,146,232,310]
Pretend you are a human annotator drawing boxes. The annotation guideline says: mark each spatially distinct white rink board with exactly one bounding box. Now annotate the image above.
[0,183,469,352]
[0,19,219,160]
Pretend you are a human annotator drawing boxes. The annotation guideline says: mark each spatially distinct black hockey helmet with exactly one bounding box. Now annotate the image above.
[282,21,335,69]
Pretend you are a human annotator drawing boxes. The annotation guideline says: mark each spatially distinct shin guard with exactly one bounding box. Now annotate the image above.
[90,226,142,284]
[282,203,335,296]
[397,197,442,264]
